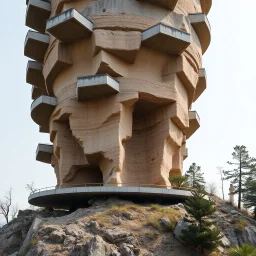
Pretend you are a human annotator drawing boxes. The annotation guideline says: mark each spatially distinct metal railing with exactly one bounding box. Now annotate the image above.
[30,183,192,195]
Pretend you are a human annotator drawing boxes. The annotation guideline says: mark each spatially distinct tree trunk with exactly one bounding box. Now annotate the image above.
[238,151,242,209]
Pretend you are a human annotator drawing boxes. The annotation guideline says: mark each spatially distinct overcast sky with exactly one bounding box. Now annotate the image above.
[0,0,254,216]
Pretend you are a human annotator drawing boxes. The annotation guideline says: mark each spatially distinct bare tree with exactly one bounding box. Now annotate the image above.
[217,166,225,200]
[207,182,218,195]
[0,188,12,224]
[11,204,19,220]
[25,181,37,194]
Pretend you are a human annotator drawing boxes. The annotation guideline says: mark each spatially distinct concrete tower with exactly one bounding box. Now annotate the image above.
[25,0,211,194]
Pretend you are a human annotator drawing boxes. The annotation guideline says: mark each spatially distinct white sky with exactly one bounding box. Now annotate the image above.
[0,0,254,213]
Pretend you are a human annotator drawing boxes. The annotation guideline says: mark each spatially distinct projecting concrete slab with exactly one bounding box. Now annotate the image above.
[26,0,51,33]
[24,30,50,62]
[183,148,188,160]
[31,95,57,128]
[193,68,206,102]
[137,0,178,10]
[200,0,212,15]
[39,126,50,133]
[36,144,53,164]
[26,61,45,89]
[189,13,211,54]
[77,74,120,101]
[31,86,48,100]
[142,24,191,55]
[46,8,93,43]
[28,186,192,209]
[186,111,200,139]
[26,0,50,5]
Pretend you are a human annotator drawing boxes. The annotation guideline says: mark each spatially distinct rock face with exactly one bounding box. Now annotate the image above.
[0,209,67,256]
[0,198,256,256]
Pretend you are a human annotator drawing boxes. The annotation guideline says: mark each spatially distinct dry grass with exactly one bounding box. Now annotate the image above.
[90,203,142,227]
[144,204,182,231]
[235,217,248,232]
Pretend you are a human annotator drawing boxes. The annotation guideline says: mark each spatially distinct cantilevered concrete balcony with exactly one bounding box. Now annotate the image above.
[77,74,120,101]
[31,86,48,100]
[188,13,211,54]
[31,96,57,128]
[26,61,45,89]
[36,144,53,164]
[24,30,50,62]
[200,0,212,15]
[26,0,51,33]
[137,0,178,10]
[186,111,200,139]
[142,24,191,55]
[183,148,188,160]
[193,68,207,102]
[46,8,93,43]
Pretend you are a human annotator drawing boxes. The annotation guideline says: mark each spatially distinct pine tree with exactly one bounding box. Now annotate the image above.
[224,145,256,209]
[181,186,222,254]
[169,175,188,188]
[186,163,205,188]
[243,179,256,220]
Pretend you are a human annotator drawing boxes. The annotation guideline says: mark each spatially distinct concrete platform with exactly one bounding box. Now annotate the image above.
[186,111,200,139]
[142,24,191,55]
[24,30,50,62]
[200,0,212,15]
[26,61,45,89]
[31,86,48,100]
[39,126,50,133]
[26,0,51,33]
[188,13,211,54]
[137,0,178,10]
[183,148,188,160]
[46,8,93,43]
[193,68,207,102]
[36,144,53,164]
[28,186,192,209]
[31,95,57,128]
[77,74,120,101]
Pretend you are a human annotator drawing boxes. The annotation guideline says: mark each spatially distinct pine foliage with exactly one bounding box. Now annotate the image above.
[169,175,188,188]
[186,163,205,188]
[224,145,256,209]
[243,179,256,219]
[181,186,222,254]
[228,244,256,256]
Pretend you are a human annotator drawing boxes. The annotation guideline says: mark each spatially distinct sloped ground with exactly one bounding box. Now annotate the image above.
[0,197,256,256]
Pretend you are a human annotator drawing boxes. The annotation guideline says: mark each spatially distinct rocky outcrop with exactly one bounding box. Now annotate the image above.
[0,197,256,256]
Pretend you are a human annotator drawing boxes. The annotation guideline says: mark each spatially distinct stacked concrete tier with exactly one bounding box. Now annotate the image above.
[24,0,211,190]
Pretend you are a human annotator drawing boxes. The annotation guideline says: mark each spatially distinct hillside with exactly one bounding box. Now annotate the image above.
[0,197,256,256]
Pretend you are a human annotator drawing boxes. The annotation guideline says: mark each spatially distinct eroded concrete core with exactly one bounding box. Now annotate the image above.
[25,0,211,190]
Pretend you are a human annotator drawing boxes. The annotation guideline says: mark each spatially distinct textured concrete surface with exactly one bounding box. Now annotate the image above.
[28,186,192,209]
[24,0,212,194]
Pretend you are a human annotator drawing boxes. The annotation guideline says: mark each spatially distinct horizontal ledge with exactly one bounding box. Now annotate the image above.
[26,0,50,5]
[137,0,178,10]
[24,30,50,62]
[186,111,200,139]
[28,186,192,209]
[77,74,120,101]
[188,13,211,54]
[142,23,191,55]
[193,68,207,102]
[26,0,51,33]
[31,95,57,127]
[26,61,45,89]
[46,8,93,43]
[36,144,53,164]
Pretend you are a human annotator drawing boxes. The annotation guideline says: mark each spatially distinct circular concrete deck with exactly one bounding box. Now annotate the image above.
[28,186,192,209]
